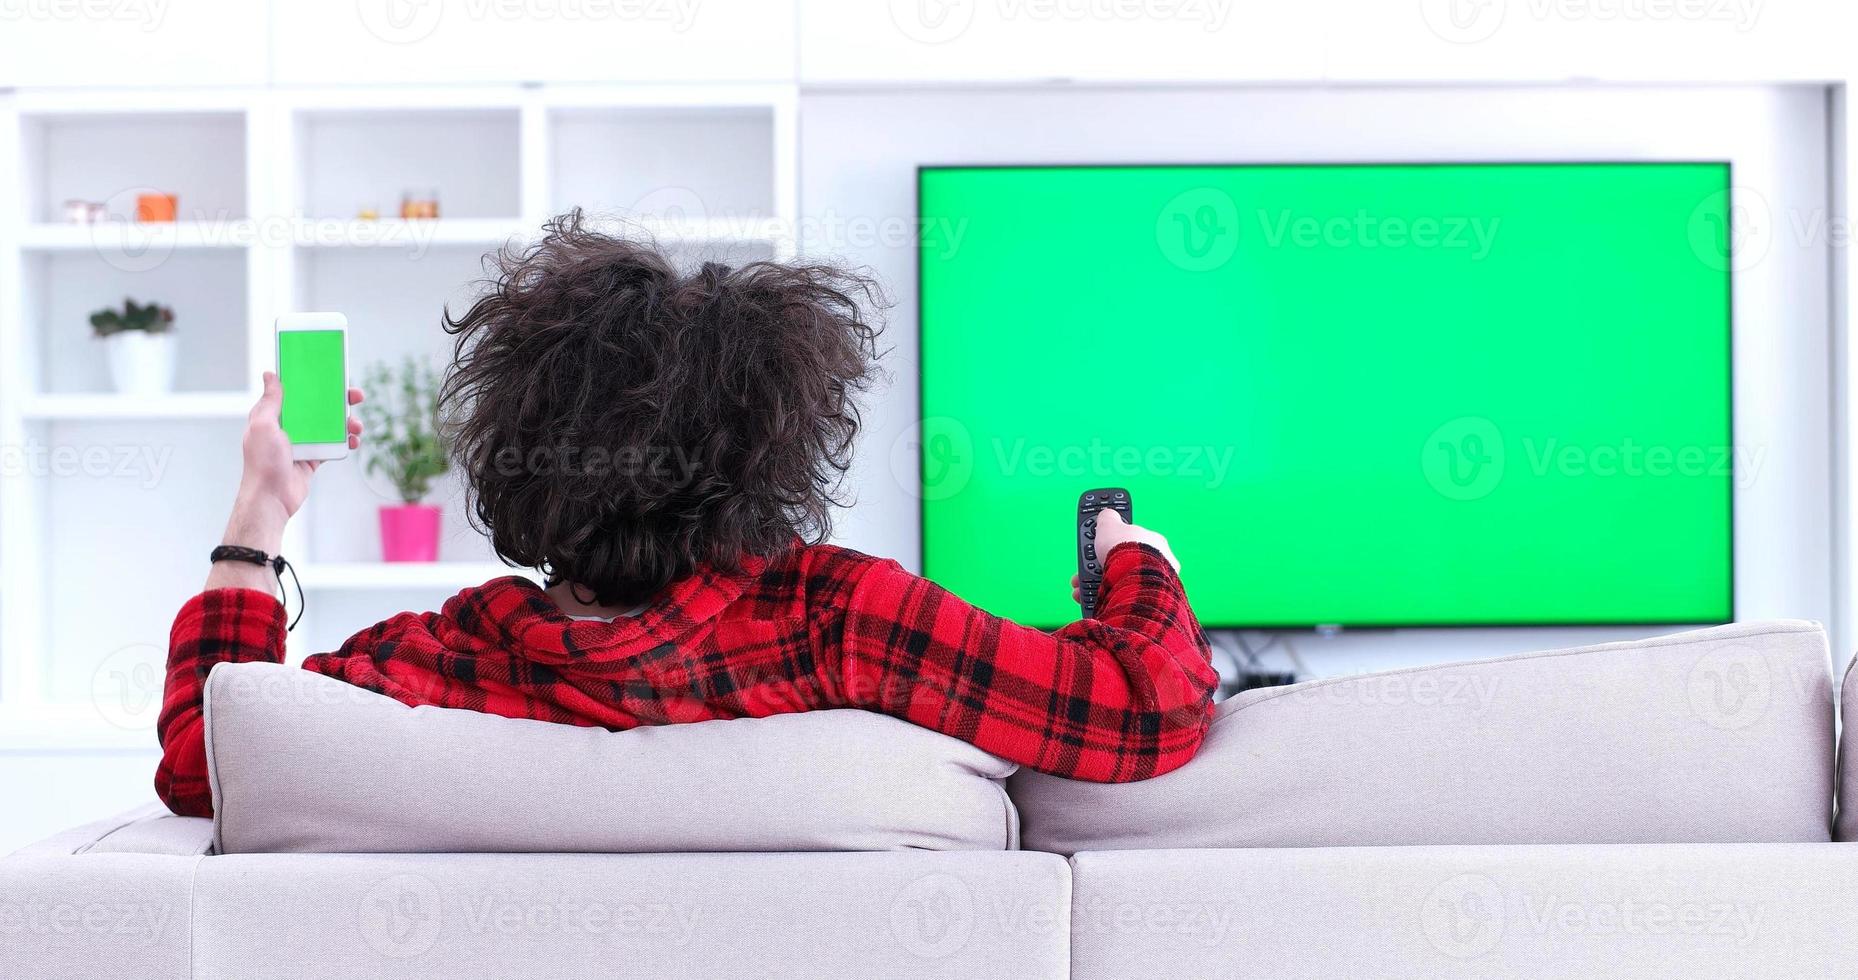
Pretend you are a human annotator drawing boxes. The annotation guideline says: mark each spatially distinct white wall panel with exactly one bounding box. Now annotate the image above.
[0,0,268,88]
[270,0,795,85]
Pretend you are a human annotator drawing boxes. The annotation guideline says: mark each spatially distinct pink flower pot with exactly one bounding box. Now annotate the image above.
[379,504,441,562]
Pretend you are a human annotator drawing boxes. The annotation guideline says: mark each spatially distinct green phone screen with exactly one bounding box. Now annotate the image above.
[278,330,347,445]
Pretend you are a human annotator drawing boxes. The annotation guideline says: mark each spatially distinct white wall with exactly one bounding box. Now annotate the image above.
[4,1,1855,89]
[0,0,1850,853]
[801,83,1834,675]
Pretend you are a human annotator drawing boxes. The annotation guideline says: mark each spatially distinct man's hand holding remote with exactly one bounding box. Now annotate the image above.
[1072,508,1183,606]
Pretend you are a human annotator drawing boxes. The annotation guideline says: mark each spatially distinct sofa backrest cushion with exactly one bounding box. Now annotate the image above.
[205,662,1020,854]
[1837,653,1857,841]
[1011,620,1835,854]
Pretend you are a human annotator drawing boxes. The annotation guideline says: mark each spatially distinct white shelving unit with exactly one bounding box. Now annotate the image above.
[0,83,797,744]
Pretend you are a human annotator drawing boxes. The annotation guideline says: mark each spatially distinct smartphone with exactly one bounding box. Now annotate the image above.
[275,313,351,461]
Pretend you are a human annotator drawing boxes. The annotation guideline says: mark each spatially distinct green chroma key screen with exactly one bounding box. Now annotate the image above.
[918,163,1733,628]
[278,330,348,445]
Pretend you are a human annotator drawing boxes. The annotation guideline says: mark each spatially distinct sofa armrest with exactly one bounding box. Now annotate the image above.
[10,802,213,858]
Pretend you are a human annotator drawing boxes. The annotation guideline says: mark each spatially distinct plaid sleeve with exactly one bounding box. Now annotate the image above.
[834,543,1217,782]
[155,588,287,816]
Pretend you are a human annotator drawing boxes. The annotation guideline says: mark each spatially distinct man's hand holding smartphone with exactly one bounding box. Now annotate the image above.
[205,311,367,594]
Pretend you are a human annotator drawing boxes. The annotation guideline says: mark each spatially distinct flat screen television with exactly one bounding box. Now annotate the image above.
[917,163,1734,629]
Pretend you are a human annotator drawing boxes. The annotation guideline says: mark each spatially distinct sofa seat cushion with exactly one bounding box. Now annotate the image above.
[1012,621,1834,853]
[190,851,1069,980]
[1068,844,1858,980]
[204,662,1019,854]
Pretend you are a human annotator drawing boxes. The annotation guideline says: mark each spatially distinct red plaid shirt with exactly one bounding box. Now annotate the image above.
[157,542,1216,817]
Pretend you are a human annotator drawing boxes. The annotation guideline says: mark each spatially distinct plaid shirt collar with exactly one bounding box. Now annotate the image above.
[465,552,774,666]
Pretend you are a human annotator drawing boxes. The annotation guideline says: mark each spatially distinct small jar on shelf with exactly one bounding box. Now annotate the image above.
[399,188,440,220]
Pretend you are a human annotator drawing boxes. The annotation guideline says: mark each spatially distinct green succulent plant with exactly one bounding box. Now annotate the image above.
[89,298,174,337]
[357,357,450,504]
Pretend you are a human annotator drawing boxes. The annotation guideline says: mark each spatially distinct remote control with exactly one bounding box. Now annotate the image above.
[1076,488,1132,619]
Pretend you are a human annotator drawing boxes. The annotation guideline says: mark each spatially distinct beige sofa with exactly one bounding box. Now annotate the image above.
[5,620,1853,979]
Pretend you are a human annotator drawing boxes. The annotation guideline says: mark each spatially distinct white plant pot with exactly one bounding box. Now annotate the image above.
[104,331,176,397]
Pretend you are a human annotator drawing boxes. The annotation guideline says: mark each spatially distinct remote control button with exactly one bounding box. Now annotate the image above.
[1084,530,1094,539]
[1085,545,1097,560]
[1113,491,1126,500]
[1083,493,1097,503]
[1087,563,1098,572]
[1084,518,1095,528]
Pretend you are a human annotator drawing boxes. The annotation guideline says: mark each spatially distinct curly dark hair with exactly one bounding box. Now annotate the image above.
[440,211,883,606]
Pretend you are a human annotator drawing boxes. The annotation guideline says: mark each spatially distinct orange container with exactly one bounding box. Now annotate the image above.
[135,193,178,222]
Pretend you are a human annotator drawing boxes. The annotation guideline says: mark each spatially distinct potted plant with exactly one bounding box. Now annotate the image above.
[89,299,175,396]
[357,357,451,562]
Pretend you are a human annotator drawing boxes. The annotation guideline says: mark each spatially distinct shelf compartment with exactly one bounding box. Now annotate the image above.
[548,106,775,223]
[295,108,522,221]
[20,110,248,224]
[21,249,251,397]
